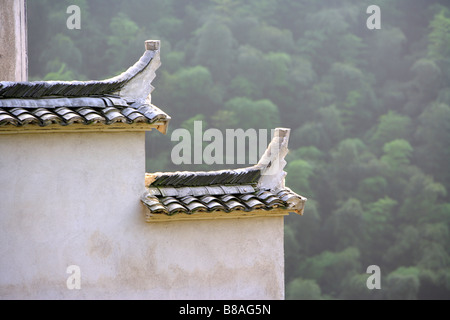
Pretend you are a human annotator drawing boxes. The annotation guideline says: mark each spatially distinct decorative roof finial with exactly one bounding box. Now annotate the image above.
[256,128,290,192]
[145,40,160,51]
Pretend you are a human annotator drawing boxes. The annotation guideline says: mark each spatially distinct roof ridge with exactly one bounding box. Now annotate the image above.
[145,128,291,192]
[0,40,160,102]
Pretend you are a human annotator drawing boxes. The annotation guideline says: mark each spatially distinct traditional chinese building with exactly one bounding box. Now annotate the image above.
[0,3,306,299]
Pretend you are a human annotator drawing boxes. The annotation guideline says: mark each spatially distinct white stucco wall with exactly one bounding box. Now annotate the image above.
[0,132,284,299]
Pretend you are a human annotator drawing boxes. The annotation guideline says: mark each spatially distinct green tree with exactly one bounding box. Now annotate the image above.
[340,273,383,300]
[327,198,364,250]
[356,176,388,203]
[234,45,266,96]
[292,122,329,151]
[285,199,321,258]
[299,247,361,296]
[415,102,450,193]
[292,105,344,150]
[380,139,413,171]
[156,66,222,120]
[228,76,259,98]
[224,97,280,130]
[286,278,322,300]
[298,6,358,73]
[399,169,446,224]
[247,24,295,53]
[42,63,77,81]
[361,197,397,262]
[370,111,413,151]
[285,159,314,197]
[367,27,407,82]
[193,17,235,82]
[284,224,301,282]
[411,59,442,101]
[290,56,317,90]
[38,34,83,79]
[378,139,415,199]
[428,8,450,79]
[385,267,421,300]
[328,138,375,198]
[385,226,421,268]
[264,52,292,89]
[106,12,146,76]
[329,62,377,133]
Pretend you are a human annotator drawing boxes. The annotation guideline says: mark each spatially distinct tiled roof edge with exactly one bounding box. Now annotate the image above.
[141,186,307,219]
[0,40,160,100]
[0,103,170,128]
[146,167,261,188]
[142,127,308,219]
[145,128,292,192]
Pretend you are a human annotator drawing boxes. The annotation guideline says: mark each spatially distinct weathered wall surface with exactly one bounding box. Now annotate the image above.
[0,132,284,299]
[0,0,27,81]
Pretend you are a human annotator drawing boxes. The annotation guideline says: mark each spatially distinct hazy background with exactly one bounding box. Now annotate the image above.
[28,0,450,299]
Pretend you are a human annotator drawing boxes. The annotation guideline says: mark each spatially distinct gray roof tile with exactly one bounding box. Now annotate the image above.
[141,187,305,218]
[0,51,155,99]
[141,128,307,221]
[0,103,169,128]
[0,43,170,131]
